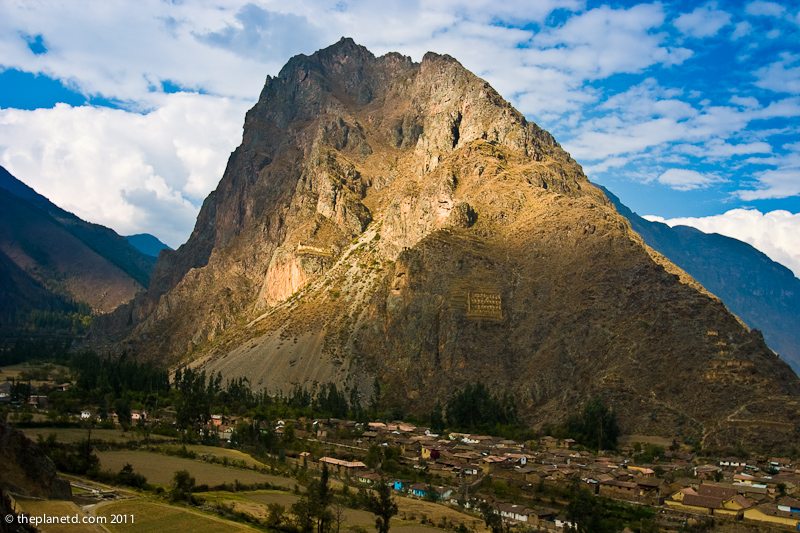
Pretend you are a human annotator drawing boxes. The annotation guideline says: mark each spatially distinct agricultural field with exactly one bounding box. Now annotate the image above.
[96,450,293,488]
[93,498,257,532]
[394,495,487,532]
[158,444,268,469]
[0,362,71,384]
[197,489,485,532]
[13,498,105,533]
[23,427,174,444]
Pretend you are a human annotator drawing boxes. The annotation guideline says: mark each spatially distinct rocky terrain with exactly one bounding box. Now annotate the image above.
[0,420,71,500]
[96,38,800,450]
[0,166,155,322]
[604,187,800,375]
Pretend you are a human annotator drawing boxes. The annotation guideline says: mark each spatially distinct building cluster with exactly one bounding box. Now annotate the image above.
[310,418,800,530]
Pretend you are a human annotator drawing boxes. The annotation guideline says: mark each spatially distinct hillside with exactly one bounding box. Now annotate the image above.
[96,38,800,450]
[604,187,800,375]
[0,167,155,323]
[0,420,71,500]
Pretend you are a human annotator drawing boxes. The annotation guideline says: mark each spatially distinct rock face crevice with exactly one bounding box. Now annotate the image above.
[94,38,800,451]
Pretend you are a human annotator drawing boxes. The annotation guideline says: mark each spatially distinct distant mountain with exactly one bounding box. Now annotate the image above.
[126,233,171,258]
[0,167,155,287]
[0,167,156,330]
[603,186,800,375]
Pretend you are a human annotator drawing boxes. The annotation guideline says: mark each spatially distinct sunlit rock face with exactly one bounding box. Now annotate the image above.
[95,38,800,452]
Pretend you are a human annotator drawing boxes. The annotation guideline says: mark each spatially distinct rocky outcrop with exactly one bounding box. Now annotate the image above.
[96,38,800,451]
[0,421,71,500]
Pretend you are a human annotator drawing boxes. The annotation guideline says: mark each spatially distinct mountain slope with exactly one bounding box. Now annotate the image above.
[603,187,800,375]
[0,166,156,287]
[0,168,154,316]
[97,38,800,450]
[126,233,171,258]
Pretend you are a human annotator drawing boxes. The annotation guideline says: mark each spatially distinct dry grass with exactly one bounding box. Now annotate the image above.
[13,498,105,533]
[198,488,484,532]
[159,444,267,469]
[96,450,289,488]
[93,499,257,532]
[23,428,173,444]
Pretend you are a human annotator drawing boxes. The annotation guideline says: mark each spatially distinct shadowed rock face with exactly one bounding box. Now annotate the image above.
[96,38,800,451]
[603,186,800,375]
[0,421,71,500]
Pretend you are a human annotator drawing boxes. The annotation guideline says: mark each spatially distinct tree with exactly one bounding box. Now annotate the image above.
[294,463,333,533]
[367,479,398,533]
[430,401,445,433]
[313,463,333,533]
[116,463,147,489]
[566,486,604,533]
[566,398,619,451]
[169,470,196,503]
[479,502,505,533]
[267,503,286,529]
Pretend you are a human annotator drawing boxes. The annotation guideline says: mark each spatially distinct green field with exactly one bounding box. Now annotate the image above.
[23,427,174,444]
[96,450,294,488]
[93,499,257,532]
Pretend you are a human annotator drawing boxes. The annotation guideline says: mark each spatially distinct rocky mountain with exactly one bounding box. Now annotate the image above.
[126,233,171,258]
[604,187,800,375]
[0,167,155,322]
[98,38,800,450]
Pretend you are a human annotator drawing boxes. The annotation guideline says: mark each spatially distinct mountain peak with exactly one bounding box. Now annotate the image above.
[97,40,800,452]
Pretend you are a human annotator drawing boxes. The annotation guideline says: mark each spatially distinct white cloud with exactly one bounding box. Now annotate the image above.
[755,55,800,94]
[745,1,786,18]
[657,168,723,190]
[730,95,759,108]
[736,142,800,200]
[644,209,800,278]
[0,94,250,247]
[674,4,732,38]
[731,21,753,39]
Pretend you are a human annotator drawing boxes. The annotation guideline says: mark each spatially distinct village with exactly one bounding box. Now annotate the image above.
[3,362,800,532]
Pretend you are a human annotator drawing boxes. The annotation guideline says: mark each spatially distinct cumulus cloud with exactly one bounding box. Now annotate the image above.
[657,168,723,190]
[645,209,800,278]
[0,94,250,247]
[674,4,732,38]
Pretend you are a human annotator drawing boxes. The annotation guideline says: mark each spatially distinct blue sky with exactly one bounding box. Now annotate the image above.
[0,0,798,275]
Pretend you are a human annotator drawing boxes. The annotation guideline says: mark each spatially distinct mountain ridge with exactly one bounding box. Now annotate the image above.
[0,167,155,322]
[603,186,800,374]
[126,233,171,258]
[94,38,800,451]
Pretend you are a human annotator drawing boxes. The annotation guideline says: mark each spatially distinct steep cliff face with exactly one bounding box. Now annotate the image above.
[99,38,800,450]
